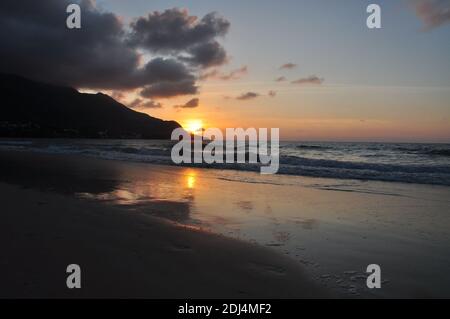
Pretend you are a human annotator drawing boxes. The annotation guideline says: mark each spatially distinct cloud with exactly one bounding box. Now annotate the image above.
[291,75,324,85]
[0,1,230,99]
[141,100,163,108]
[236,92,260,100]
[200,66,248,81]
[111,91,126,101]
[136,57,198,97]
[181,41,228,68]
[279,63,297,70]
[275,76,287,82]
[140,80,198,99]
[129,8,230,68]
[140,57,195,83]
[129,98,143,108]
[410,0,450,30]
[268,90,277,97]
[0,0,139,90]
[174,98,200,108]
[128,98,163,109]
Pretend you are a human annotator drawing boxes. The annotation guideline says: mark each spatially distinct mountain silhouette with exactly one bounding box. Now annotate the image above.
[0,73,180,139]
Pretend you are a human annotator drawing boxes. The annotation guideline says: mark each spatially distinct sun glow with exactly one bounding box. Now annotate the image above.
[183,119,204,134]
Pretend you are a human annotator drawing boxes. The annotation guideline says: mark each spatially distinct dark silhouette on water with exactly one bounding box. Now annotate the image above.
[0,73,180,139]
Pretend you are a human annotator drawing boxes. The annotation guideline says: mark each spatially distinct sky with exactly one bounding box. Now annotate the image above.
[2,0,450,142]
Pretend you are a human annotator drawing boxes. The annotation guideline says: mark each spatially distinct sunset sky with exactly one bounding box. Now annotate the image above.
[2,0,450,142]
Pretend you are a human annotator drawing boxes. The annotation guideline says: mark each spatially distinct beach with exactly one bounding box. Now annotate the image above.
[0,151,325,298]
[1,150,450,298]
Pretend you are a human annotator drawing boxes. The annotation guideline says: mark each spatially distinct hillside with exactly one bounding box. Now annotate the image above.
[0,73,180,139]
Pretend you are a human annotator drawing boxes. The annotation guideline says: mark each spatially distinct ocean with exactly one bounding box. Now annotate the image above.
[1,139,450,186]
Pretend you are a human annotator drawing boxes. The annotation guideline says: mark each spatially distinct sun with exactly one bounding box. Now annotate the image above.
[183,119,204,134]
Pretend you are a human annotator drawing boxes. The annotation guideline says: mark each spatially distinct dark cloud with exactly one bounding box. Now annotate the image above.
[140,80,198,99]
[236,92,260,100]
[275,76,287,82]
[138,57,195,84]
[279,63,297,70]
[181,41,228,67]
[291,76,324,85]
[141,100,163,108]
[410,0,450,30]
[0,1,230,99]
[128,98,163,109]
[129,8,230,68]
[129,9,229,51]
[200,66,248,81]
[173,98,200,108]
[0,0,140,90]
[223,92,261,100]
[129,98,143,108]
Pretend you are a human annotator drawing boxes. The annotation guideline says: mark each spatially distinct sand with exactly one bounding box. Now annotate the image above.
[0,151,327,298]
[2,150,450,298]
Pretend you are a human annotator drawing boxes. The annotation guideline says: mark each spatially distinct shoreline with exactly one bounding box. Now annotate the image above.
[1,138,449,187]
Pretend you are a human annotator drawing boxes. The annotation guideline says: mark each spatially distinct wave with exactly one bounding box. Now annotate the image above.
[1,140,450,186]
[294,144,330,150]
[276,158,450,186]
[424,149,450,157]
[392,145,450,157]
[167,156,450,186]
[280,155,450,174]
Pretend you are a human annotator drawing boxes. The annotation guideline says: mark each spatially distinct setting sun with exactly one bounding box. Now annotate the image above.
[183,119,204,134]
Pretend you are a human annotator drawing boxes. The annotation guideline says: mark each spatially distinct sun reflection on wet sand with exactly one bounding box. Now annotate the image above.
[78,166,201,205]
[185,169,197,189]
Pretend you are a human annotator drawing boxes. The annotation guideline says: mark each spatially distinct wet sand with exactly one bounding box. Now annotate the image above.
[1,150,450,298]
[0,151,326,298]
